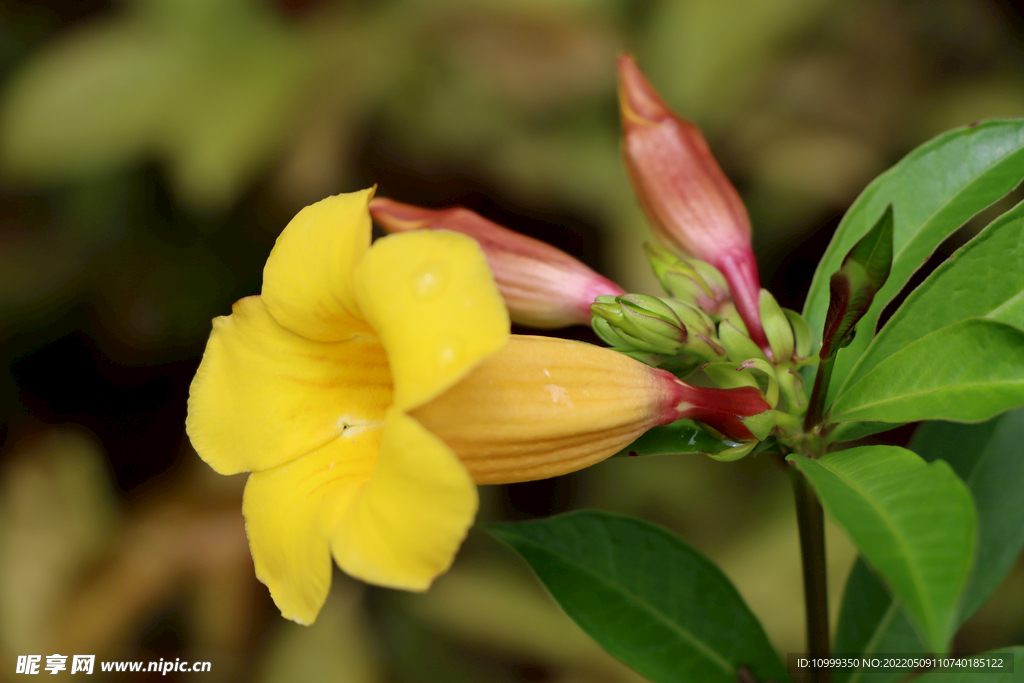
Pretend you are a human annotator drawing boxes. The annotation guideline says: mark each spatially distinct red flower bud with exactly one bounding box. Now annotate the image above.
[617,54,769,355]
[370,197,625,329]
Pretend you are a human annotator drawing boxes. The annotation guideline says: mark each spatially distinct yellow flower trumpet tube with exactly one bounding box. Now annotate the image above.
[186,188,769,626]
[414,334,769,484]
[369,196,625,329]
[617,54,770,356]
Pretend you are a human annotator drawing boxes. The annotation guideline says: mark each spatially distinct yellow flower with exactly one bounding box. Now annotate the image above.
[186,188,694,625]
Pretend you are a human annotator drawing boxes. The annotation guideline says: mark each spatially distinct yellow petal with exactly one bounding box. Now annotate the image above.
[262,189,376,342]
[187,296,392,475]
[354,230,509,411]
[242,431,377,624]
[331,408,477,591]
[413,335,675,484]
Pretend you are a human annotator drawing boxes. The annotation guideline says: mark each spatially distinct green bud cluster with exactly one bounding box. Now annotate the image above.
[644,243,730,315]
[590,257,820,455]
[704,289,818,434]
[591,293,724,367]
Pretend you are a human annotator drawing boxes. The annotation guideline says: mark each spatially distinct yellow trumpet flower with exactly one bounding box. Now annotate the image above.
[186,189,720,625]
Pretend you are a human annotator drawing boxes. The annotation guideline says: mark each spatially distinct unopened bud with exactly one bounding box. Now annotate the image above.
[592,294,725,363]
[618,54,769,355]
[370,197,624,329]
[718,319,768,365]
[785,309,815,361]
[759,290,795,363]
[592,295,685,356]
[644,243,730,314]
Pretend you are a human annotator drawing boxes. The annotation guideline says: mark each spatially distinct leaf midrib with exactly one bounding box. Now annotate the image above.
[987,289,1024,319]
[508,536,736,676]
[846,600,899,683]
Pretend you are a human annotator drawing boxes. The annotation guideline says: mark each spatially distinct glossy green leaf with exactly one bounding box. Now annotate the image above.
[613,420,740,457]
[484,511,791,683]
[820,205,894,359]
[829,319,1024,424]
[912,648,1023,682]
[788,446,976,654]
[840,200,1024,395]
[802,120,1024,406]
[835,408,1024,681]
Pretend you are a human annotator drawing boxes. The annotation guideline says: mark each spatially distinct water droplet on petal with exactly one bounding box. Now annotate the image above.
[543,384,574,407]
[413,263,447,299]
[437,335,464,371]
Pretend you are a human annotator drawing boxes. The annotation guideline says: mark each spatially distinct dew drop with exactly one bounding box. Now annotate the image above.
[543,384,574,407]
[437,335,464,370]
[413,263,447,299]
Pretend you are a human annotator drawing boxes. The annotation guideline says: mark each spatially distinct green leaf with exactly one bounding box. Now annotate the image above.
[802,120,1024,406]
[821,205,894,359]
[833,560,928,683]
[910,413,1024,618]
[788,446,976,654]
[827,421,898,444]
[484,511,791,683]
[829,318,1024,424]
[839,200,1024,395]
[614,419,741,457]
[912,647,1023,682]
[834,408,1024,682]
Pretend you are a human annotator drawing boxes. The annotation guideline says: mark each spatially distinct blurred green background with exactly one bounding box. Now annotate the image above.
[2,0,1024,680]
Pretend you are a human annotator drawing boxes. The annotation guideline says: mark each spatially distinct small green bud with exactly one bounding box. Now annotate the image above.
[644,243,729,313]
[758,290,794,363]
[593,293,730,363]
[718,319,768,364]
[663,299,724,360]
[663,298,716,338]
[778,366,807,413]
[617,304,685,354]
[783,309,815,360]
[592,315,675,355]
[619,293,684,327]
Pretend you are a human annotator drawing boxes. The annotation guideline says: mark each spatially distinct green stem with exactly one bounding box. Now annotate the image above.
[792,468,831,683]
[803,355,835,434]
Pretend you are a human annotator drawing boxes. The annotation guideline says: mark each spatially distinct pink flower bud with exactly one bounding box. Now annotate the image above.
[617,54,770,355]
[370,197,625,329]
